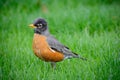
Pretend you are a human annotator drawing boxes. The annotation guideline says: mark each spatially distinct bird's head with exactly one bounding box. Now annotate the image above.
[29,18,48,34]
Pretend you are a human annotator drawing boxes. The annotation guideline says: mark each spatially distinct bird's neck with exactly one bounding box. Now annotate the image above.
[42,29,50,36]
[34,29,50,36]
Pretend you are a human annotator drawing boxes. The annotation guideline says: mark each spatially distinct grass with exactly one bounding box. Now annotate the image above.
[0,0,120,80]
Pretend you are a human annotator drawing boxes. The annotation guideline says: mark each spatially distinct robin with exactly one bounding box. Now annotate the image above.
[29,18,86,68]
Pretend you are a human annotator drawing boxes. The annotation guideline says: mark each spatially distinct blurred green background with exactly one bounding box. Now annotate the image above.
[0,0,120,80]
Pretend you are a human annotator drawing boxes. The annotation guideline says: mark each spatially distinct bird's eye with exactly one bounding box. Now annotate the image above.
[37,24,42,28]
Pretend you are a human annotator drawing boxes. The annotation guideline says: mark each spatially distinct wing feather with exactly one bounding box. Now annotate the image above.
[46,35,79,58]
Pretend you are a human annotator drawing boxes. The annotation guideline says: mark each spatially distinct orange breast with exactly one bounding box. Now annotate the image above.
[32,33,64,62]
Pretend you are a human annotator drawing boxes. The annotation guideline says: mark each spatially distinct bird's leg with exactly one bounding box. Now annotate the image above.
[50,62,56,69]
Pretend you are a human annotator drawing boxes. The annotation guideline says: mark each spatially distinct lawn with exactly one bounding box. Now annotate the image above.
[0,0,120,80]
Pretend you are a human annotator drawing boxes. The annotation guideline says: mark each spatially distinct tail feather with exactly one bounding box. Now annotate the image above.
[78,55,87,60]
[72,52,87,61]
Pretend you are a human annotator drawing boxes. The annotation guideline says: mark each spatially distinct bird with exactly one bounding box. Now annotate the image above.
[29,18,86,69]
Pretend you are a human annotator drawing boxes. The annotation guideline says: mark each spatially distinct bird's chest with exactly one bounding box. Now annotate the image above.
[32,34,64,62]
[32,34,49,59]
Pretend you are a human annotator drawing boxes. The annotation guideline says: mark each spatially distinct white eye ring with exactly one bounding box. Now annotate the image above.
[38,24,42,28]
[39,24,42,26]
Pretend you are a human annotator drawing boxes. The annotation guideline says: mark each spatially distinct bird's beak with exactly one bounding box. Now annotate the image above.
[29,24,36,28]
